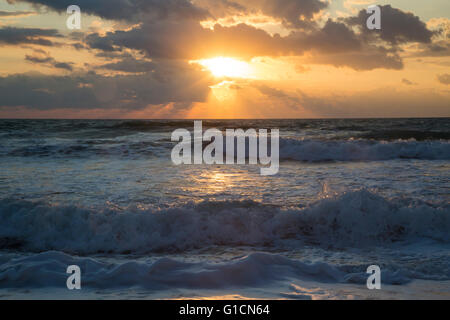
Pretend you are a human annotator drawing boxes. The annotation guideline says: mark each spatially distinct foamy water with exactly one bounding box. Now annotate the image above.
[0,119,449,299]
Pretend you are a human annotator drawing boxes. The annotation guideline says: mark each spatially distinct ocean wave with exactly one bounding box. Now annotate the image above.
[358,130,450,141]
[1,137,170,158]
[279,138,450,161]
[3,136,449,162]
[0,190,448,255]
[1,250,447,290]
[0,251,340,289]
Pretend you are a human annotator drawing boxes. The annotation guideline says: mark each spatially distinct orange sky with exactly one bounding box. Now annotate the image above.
[0,0,449,118]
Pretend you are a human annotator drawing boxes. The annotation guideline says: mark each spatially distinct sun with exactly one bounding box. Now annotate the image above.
[196,57,253,78]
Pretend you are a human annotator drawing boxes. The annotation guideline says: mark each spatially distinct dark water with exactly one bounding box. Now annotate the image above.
[0,118,449,299]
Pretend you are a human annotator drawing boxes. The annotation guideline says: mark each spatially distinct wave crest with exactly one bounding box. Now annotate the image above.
[0,190,448,254]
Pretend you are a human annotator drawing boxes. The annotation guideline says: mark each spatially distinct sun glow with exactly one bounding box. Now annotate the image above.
[196,57,253,78]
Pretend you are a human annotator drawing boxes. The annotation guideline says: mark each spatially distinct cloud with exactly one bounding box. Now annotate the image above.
[305,45,403,70]
[8,0,209,22]
[25,50,74,71]
[346,5,434,44]
[96,56,155,73]
[292,19,361,53]
[82,13,406,71]
[0,10,35,17]
[199,0,328,29]
[17,0,326,29]
[412,41,450,58]
[85,21,293,59]
[402,78,416,86]
[25,53,52,64]
[6,2,421,72]
[85,19,362,59]
[437,73,450,85]
[244,0,328,29]
[427,17,450,40]
[0,26,61,46]
[53,62,74,71]
[193,0,246,18]
[1,0,446,118]
[0,60,214,110]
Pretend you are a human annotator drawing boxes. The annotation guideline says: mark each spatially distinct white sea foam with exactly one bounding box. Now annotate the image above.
[0,190,448,254]
[2,249,447,292]
[0,251,426,290]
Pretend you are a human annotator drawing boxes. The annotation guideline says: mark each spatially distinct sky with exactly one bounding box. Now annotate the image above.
[0,0,449,119]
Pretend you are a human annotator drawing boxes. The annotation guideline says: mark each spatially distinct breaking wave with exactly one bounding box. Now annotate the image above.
[0,190,448,254]
[3,136,449,162]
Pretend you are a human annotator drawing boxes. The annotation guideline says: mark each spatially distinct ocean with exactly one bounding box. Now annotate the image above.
[0,118,449,299]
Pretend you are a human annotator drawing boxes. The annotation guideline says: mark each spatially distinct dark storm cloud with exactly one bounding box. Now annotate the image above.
[0,61,213,110]
[85,21,292,59]
[84,17,402,71]
[292,20,361,53]
[0,27,61,46]
[4,1,432,72]
[287,20,403,70]
[346,5,434,45]
[8,0,209,21]
[86,32,117,52]
[85,19,362,60]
